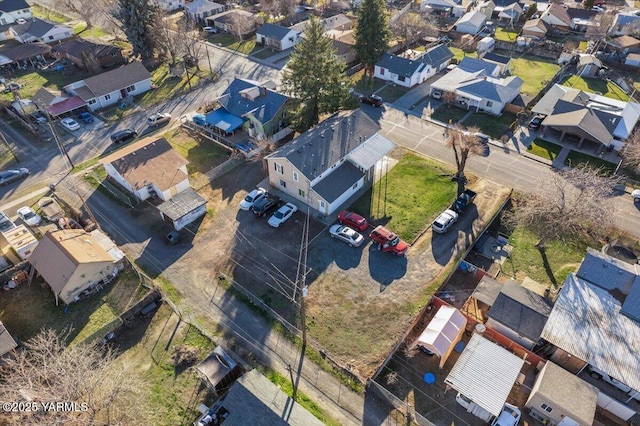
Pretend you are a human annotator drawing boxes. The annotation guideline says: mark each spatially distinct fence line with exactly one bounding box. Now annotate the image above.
[368,380,437,426]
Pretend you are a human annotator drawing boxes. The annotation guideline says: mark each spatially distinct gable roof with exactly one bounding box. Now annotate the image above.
[542,99,617,145]
[543,3,571,26]
[184,0,224,14]
[267,109,381,180]
[522,18,550,33]
[157,188,207,220]
[52,38,121,59]
[100,137,189,191]
[481,52,511,65]
[541,273,640,391]
[376,53,427,77]
[605,35,640,50]
[217,78,288,126]
[528,362,598,426]
[458,56,499,75]
[11,18,55,38]
[488,280,553,342]
[312,161,363,203]
[459,75,523,103]
[80,62,150,98]
[567,7,598,21]
[423,43,454,68]
[0,0,30,13]
[456,10,486,27]
[0,42,50,63]
[256,22,296,40]
[212,9,254,24]
[578,53,602,68]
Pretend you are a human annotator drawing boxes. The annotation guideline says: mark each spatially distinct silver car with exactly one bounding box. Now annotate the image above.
[329,224,364,247]
[432,209,458,234]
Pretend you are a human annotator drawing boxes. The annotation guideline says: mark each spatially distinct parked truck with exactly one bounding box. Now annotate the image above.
[451,189,477,214]
[38,196,64,222]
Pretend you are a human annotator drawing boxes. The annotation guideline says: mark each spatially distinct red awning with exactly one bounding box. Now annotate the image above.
[46,96,86,116]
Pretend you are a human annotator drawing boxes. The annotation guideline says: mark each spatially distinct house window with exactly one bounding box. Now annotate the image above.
[398,75,406,82]
[126,84,135,93]
[380,68,385,75]
[105,94,111,100]
[88,99,96,105]
[319,201,325,208]
[352,182,358,190]
[279,179,286,188]
[540,403,553,413]
[274,163,283,174]
[486,101,493,107]
[48,35,54,40]
[293,171,298,182]
[299,189,305,197]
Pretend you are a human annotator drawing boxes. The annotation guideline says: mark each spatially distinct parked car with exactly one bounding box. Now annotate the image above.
[252,195,281,217]
[30,111,47,123]
[203,26,219,33]
[0,168,29,186]
[0,212,16,232]
[432,209,458,233]
[78,112,94,123]
[329,224,365,247]
[60,117,80,131]
[239,187,267,211]
[528,115,544,131]
[490,403,521,426]
[147,112,171,127]
[17,206,42,226]
[633,189,640,202]
[432,90,442,99]
[110,128,138,144]
[2,82,21,93]
[473,133,489,144]
[360,94,383,107]
[417,344,435,356]
[455,393,472,410]
[268,202,298,228]
[38,196,64,222]
[192,114,207,126]
[451,189,477,214]
[369,225,408,256]
[337,210,368,231]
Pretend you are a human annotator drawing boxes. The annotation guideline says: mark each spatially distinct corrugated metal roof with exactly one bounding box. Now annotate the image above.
[444,333,525,417]
[541,273,640,391]
[347,133,395,170]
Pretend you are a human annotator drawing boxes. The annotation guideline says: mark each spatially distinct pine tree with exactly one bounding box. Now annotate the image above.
[282,16,352,130]
[115,0,159,61]
[354,0,389,78]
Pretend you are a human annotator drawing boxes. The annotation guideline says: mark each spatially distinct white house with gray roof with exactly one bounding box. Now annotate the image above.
[455,10,487,35]
[256,23,301,51]
[64,62,152,111]
[9,18,72,44]
[264,110,395,215]
[0,0,31,25]
[374,44,453,88]
[184,0,225,24]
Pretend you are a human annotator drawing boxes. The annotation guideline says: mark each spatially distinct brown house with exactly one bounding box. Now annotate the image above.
[29,229,119,305]
[51,39,124,72]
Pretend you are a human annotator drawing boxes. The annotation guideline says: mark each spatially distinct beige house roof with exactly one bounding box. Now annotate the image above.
[606,35,640,50]
[29,230,113,296]
[100,137,188,191]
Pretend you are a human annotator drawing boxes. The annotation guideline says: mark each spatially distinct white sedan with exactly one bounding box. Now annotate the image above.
[268,202,297,228]
[239,187,267,211]
[633,189,640,202]
[17,206,42,226]
[60,117,80,131]
[490,403,521,426]
[329,224,364,247]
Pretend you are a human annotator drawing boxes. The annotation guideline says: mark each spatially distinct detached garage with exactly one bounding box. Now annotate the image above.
[157,188,207,231]
[417,305,467,368]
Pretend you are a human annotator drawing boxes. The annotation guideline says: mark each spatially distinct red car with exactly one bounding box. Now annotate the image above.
[369,225,408,256]
[337,210,368,232]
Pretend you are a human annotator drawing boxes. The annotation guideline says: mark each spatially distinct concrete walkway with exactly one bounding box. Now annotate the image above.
[552,146,571,169]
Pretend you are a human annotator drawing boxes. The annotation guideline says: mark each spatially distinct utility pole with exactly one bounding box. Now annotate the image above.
[291,209,310,402]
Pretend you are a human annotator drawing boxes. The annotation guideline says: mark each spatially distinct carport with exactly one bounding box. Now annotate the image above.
[205,108,245,133]
[46,95,87,117]
[444,333,525,422]
[417,305,467,368]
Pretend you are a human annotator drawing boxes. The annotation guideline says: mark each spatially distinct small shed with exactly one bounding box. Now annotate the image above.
[445,333,525,421]
[196,346,243,395]
[157,188,207,231]
[625,53,640,67]
[417,305,467,368]
[1,225,38,261]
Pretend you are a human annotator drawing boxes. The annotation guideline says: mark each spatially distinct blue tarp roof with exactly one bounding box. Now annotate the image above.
[205,108,245,132]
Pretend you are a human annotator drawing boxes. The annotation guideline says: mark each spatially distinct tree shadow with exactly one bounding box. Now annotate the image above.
[537,246,557,287]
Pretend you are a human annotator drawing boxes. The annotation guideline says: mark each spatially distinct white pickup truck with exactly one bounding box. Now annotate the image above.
[38,197,64,222]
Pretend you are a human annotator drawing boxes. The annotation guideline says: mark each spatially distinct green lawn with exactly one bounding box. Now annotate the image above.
[430,105,468,124]
[499,225,587,287]
[508,55,560,96]
[72,22,109,39]
[449,47,477,63]
[561,75,629,101]
[564,150,617,173]
[495,27,519,42]
[461,113,517,139]
[137,64,205,107]
[251,47,281,59]
[578,41,588,51]
[526,138,562,161]
[163,128,229,176]
[353,70,387,93]
[0,268,149,345]
[350,153,457,242]
[32,4,69,23]
[0,69,83,101]
[208,33,256,54]
[376,84,410,102]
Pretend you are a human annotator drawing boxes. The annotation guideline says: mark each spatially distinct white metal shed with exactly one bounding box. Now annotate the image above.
[417,305,467,368]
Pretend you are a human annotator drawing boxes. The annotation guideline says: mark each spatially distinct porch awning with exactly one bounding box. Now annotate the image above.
[205,108,245,132]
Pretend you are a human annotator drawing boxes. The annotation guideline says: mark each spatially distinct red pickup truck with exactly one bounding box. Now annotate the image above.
[369,225,408,256]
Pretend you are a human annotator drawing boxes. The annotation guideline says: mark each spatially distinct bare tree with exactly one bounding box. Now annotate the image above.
[53,0,99,29]
[586,11,615,42]
[446,125,486,192]
[512,164,623,248]
[390,12,437,48]
[441,90,457,108]
[92,0,125,40]
[227,12,254,41]
[153,10,184,65]
[0,329,151,425]
[623,131,640,174]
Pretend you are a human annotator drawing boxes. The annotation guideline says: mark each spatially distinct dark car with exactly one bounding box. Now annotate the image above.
[252,196,281,217]
[528,115,543,131]
[0,168,29,186]
[360,94,383,107]
[78,112,94,123]
[110,128,138,144]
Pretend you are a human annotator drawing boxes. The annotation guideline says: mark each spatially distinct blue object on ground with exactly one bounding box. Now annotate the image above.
[454,341,466,353]
[459,262,468,271]
[423,372,436,384]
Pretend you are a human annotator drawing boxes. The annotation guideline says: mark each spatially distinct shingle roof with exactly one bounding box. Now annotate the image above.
[0,0,30,13]
[487,280,553,342]
[267,109,381,180]
[522,18,550,33]
[81,62,150,98]
[256,22,296,40]
[376,53,427,78]
[456,10,486,27]
[542,99,617,145]
[605,35,640,50]
[471,275,503,306]
[157,188,207,220]
[217,78,288,126]
[422,43,454,68]
[576,247,638,294]
[543,3,572,26]
[0,42,50,62]
[100,137,189,191]
[527,362,598,426]
[312,161,363,203]
[52,39,121,59]
[11,18,55,38]
[481,52,511,65]
[184,0,224,14]
[541,273,640,391]
[567,7,597,21]
[458,56,499,75]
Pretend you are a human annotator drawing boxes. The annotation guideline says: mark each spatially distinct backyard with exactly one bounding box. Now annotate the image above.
[494,27,519,42]
[449,46,478,63]
[561,75,629,101]
[506,54,560,96]
[163,128,230,177]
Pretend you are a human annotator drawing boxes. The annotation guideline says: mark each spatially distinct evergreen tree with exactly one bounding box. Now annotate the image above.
[584,0,595,10]
[354,0,389,77]
[115,0,159,61]
[282,16,352,130]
